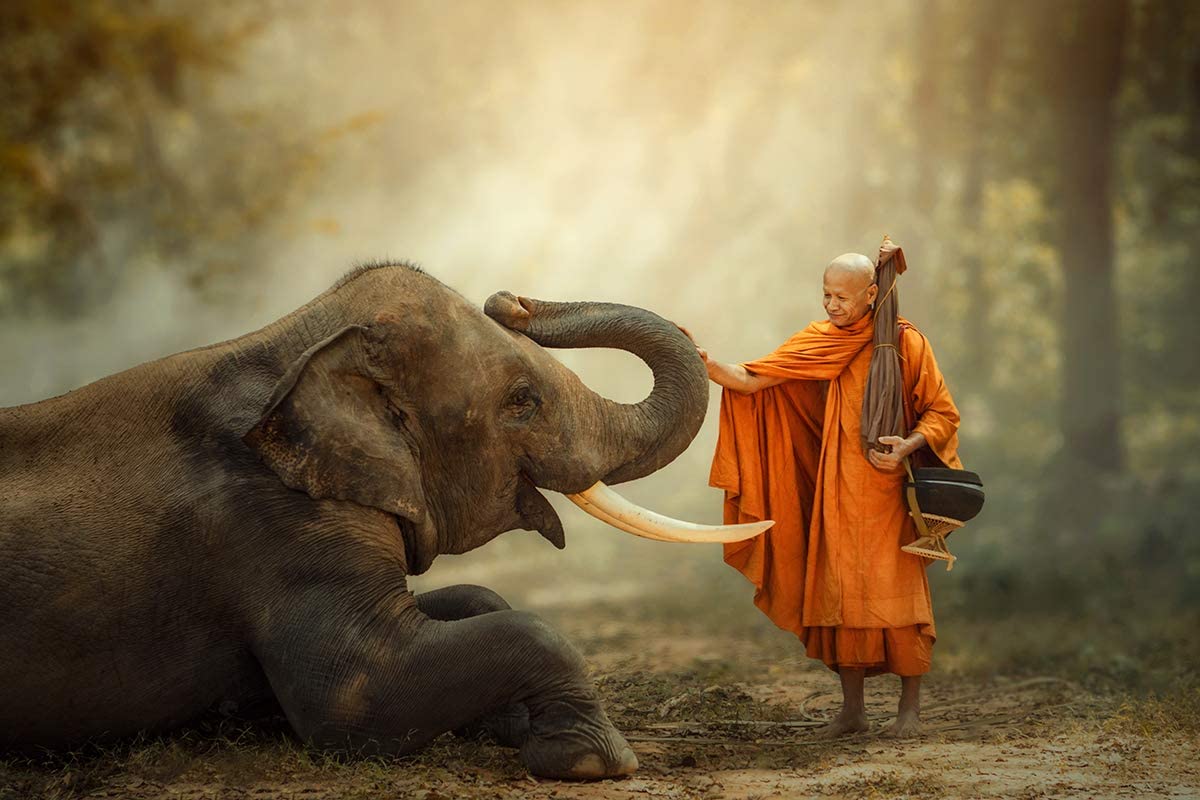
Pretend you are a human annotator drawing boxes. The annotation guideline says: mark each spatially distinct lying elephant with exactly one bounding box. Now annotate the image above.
[0,263,765,779]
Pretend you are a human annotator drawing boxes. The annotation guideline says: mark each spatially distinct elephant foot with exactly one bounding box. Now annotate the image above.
[523,740,639,781]
[518,700,638,780]
[559,747,639,781]
[453,703,530,748]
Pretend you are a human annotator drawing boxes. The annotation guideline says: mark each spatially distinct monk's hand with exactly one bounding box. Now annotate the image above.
[675,323,714,368]
[868,435,909,473]
[878,236,900,265]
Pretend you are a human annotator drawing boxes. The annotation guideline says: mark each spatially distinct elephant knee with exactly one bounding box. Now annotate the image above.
[502,611,591,689]
[416,584,512,620]
[455,584,512,615]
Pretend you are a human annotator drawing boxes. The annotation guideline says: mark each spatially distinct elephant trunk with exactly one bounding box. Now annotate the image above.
[484,292,708,488]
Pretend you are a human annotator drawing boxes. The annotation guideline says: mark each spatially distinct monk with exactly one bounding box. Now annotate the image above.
[682,239,961,737]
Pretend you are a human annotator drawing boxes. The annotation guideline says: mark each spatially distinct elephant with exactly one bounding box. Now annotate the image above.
[0,262,762,780]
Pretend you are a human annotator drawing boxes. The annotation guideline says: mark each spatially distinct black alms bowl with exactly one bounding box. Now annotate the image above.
[907,467,985,523]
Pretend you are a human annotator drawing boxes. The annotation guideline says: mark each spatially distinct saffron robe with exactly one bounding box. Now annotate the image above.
[709,313,961,675]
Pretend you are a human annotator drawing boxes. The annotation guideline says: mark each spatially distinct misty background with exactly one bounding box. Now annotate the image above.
[2,1,1197,684]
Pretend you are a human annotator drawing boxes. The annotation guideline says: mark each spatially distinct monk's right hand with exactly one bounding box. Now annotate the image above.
[675,323,712,365]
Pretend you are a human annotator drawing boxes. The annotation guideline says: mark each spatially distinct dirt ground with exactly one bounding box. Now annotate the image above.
[3,597,1196,800]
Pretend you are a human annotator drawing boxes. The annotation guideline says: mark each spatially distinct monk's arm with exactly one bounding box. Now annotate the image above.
[705,359,786,394]
[894,327,963,468]
[907,338,960,452]
[674,324,786,394]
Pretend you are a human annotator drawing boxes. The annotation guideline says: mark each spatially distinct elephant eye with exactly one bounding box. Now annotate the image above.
[384,397,409,429]
[505,381,540,421]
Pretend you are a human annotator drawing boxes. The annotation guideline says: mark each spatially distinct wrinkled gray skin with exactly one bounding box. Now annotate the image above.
[0,264,708,780]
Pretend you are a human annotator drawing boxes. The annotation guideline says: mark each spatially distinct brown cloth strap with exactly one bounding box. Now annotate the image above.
[903,457,955,571]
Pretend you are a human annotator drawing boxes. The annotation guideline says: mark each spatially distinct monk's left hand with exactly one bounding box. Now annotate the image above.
[878,236,900,265]
[868,435,909,473]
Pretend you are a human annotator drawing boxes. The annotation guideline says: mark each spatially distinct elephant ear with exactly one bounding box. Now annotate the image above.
[243,325,438,572]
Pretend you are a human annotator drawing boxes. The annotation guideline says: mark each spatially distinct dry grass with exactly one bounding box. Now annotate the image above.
[820,772,948,799]
[1102,685,1200,739]
[0,715,528,800]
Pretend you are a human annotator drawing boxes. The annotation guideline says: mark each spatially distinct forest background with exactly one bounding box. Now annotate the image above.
[2,0,1197,763]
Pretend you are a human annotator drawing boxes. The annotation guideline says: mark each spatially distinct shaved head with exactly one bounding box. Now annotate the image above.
[822,253,878,327]
[825,253,876,287]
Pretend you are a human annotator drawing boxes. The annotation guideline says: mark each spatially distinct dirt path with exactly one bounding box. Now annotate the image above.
[2,605,1196,799]
[542,617,1200,800]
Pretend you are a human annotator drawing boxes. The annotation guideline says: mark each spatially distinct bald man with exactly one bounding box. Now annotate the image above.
[684,239,962,738]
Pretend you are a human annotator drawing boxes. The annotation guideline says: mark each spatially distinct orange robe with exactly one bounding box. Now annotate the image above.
[709,313,961,676]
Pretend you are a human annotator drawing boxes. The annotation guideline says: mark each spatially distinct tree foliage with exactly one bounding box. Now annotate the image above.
[0,0,328,314]
[904,0,1200,605]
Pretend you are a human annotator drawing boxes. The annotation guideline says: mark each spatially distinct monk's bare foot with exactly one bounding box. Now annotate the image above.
[883,676,922,738]
[881,710,921,738]
[817,710,870,738]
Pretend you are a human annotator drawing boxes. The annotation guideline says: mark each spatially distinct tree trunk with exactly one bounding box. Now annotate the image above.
[960,0,1006,381]
[1052,0,1129,476]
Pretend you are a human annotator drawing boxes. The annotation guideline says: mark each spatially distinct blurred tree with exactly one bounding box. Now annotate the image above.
[988,0,1128,551]
[935,0,1200,599]
[1043,0,1130,480]
[1120,0,1200,415]
[0,0,334,317]
[1111,0,1200,590]
[958,0,1006,383]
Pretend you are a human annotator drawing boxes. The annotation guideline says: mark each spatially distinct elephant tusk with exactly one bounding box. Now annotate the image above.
[564,481,774,544]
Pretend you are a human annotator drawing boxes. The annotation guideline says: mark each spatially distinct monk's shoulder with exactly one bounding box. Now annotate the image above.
[899,320,933,358]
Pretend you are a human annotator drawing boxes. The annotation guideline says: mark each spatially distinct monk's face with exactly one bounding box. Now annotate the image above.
[823,266,878,327]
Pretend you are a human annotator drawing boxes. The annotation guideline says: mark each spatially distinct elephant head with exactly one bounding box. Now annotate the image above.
[242,265,763,575]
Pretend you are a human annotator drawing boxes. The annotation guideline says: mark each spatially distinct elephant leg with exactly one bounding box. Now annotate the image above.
[255,590,636,780]
[415,585,529,747]
[415,584,512,620]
